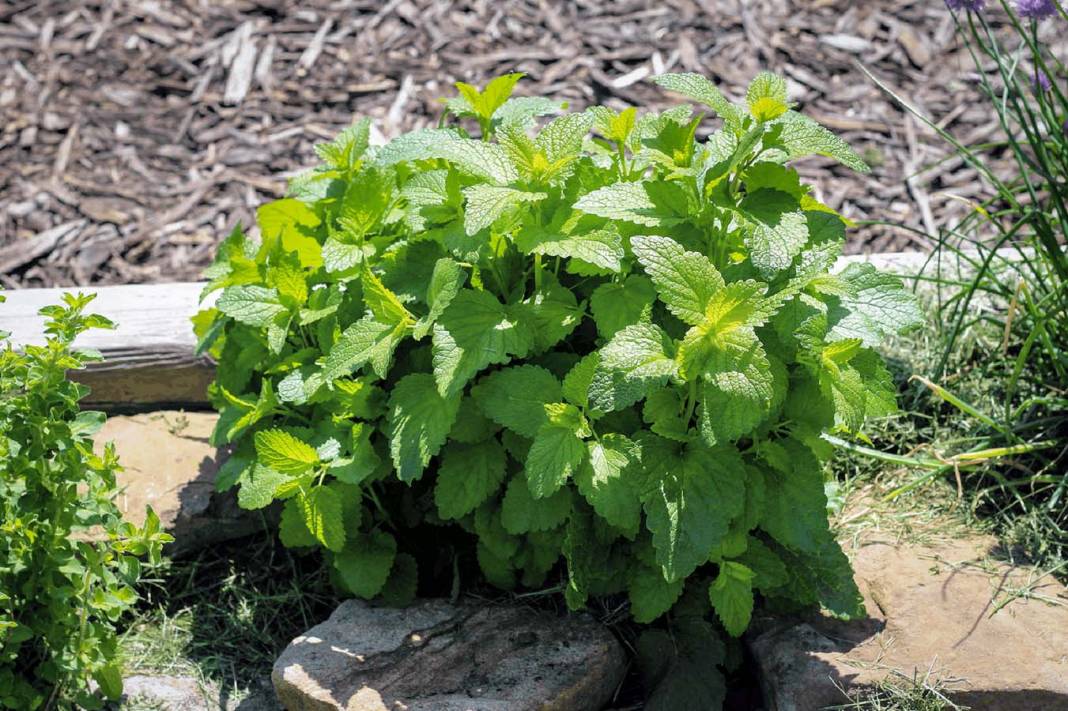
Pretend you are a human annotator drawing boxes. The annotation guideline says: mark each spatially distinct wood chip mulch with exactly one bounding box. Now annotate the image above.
[0,0,1018,288]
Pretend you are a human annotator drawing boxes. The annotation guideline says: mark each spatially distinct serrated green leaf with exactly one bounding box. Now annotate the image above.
[216,286,287,327]
[500,473,573,534]
[333,531,397,599]
[525,403,589,498]
[642,388,690,441]
[740,189,809,276]
[517,279,583,353]
[562,352,600,409]
[515,227,624,272]
[254,429,319,475]
[653,72,744,129]
[631,235,724,325]
[413,258,465,339]
[237,464,289,510]
[738,537,789,591]
[434,440,508,520]
[589,275,657,340]
[758,439,831,554]
[573,434,641,536]
[323,315,406,382]
[376,128,519,184]
[385,373,461,482]
[298,486,345,552]
[770,111,870,172]
[828,262,923,348]
[629,563,685,623]
[462,184,547,236]
[362,268,413,326]
[708,561,754,637]
[574,181,664,227]
[641,438,747,581]
[588,322,678,412]
[471,365,562,437]
[492,96,567,127]
[432,289,534,397]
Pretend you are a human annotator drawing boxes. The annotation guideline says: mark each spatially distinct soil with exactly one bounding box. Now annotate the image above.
[0,0,1024,288]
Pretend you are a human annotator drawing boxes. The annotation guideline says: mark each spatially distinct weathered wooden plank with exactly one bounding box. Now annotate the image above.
[2,250,1003,408]
[2,282,217,408]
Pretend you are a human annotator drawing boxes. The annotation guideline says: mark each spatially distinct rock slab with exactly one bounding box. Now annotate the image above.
[97,411,261,556]
[119,674,280,711]
[271,599,627,711]
[750,534,1068,710]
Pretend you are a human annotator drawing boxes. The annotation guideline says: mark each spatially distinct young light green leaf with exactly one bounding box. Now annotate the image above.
[746,71,789,121]
[298,486,345,552]
[254,429,319,475]
[708,561,755,637]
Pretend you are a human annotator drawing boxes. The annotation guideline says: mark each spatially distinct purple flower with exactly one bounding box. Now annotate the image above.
[1033,68,1053,92]
[946,0,986,10]
[1017,0,1059,18]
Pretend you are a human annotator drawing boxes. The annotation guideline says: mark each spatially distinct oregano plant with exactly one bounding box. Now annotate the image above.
[195,71,921,702]
[0,293,172,710]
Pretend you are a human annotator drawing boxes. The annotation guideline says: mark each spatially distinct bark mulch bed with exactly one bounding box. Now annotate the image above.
[0,0,1012,288]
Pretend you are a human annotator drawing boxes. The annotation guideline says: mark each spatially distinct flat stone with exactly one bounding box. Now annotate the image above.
[96,411,262,556]
[750,531,1068,710]
[118,675,281,711]
[272,599,626,711]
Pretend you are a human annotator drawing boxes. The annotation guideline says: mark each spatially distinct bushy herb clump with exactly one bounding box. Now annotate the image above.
[0,294,171,710]
[195,71,920,670]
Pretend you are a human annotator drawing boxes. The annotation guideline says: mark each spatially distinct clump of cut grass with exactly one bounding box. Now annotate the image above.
[829,668,971,711]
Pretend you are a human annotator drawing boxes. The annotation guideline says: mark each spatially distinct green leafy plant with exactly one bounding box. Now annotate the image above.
[195,71,921,702]
[0,293,172,710]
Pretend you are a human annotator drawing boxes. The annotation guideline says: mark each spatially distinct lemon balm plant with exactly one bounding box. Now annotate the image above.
[195,71,920,691]
[0,293,171,710]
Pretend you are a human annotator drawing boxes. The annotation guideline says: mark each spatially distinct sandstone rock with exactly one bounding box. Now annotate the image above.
[750,533,1068,710]
[119,674,281,711]
[96,411,263,556]
[120,675,214,711]
[271,599,626,711]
